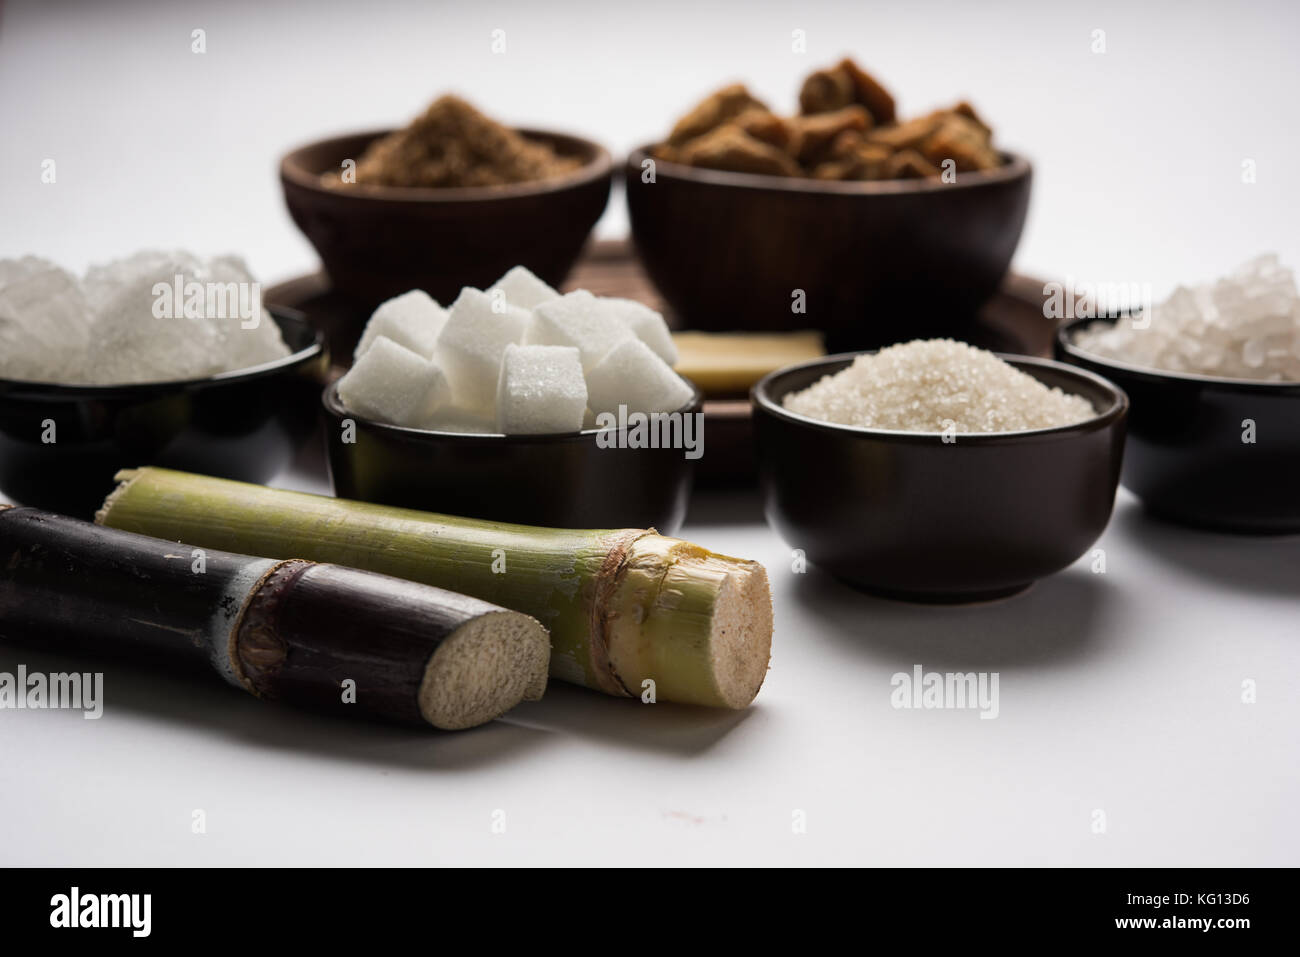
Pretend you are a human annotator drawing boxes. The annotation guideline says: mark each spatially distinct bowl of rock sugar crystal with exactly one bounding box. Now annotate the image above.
[1060,254,1300,533]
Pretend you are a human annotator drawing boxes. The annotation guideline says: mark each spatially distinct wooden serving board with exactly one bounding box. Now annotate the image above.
[266,239,1058,486]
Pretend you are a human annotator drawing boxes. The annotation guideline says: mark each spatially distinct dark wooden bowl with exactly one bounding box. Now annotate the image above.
[281,129,613,313]
[753,352,1127,602]
[1057,317,1300,533]
[321,381,702,534]
[626,148,1032,352]
[0,312,328,519]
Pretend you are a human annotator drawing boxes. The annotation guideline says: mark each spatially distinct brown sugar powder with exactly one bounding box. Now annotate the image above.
[325,95,581,189]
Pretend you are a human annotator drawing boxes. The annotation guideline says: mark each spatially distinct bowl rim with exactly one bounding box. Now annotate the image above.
[1057,314,1300,391]
[0,309,325,398]
[752,349,1128,442]
[627,144,1031,196]
[321,377,705,442]
[281,127,615,204]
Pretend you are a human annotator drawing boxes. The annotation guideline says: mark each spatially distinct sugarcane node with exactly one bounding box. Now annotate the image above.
[586,528,648,698]
[231,559,309,696]
[239,626,288,671]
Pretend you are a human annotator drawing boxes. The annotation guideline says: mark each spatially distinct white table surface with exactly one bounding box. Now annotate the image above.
[1,0,1297,866]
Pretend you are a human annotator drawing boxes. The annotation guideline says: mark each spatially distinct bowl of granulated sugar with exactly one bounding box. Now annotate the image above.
[752,339,1127,602]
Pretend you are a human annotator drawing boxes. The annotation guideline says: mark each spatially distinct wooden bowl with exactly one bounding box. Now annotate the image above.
[281,129,613,313]
[753,352,1127,602]
[626,148,1032,351]
[1057,317,1300,533]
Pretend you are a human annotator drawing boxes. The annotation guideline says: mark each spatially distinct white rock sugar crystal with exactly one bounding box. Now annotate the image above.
[0,250,291,384]
[1072,254,1300,382]
[0,257,92,382]
[782,339,1095,433]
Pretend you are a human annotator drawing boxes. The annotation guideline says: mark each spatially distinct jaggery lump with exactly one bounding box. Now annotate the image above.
[677,124,802,177]
[655,57,1003,182]
[666,84,770,147]
[800,58,897,125]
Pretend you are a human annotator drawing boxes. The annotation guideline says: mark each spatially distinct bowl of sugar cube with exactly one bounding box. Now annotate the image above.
[324,266,702,533]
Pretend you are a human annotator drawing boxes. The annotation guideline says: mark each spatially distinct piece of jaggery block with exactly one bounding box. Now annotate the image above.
[666,84,770,147]
[733,108,798,152]
[829,129,866,159]
[798,65,856,114]
[811,142,893,180]
[950,100,991,137]
[843,142,894,180]
[650,143,683,164]
[866,112,945,151]
[919,113,1001,172]
[678,124,802,176]
[838,58,897,125]
[790,105,872,166]
[811,159,852,180]
[882,148,941,179]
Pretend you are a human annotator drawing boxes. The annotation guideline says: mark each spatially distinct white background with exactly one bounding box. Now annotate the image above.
[1,0,1297,866]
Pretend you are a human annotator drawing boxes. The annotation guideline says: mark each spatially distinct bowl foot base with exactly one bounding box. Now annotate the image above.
[1139,502,1300,537]
[830,576,1035,605]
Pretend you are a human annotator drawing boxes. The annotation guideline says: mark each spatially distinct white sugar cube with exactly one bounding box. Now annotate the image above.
[488,265,561,310]
[585,338,695,416]
[524,290,634,371]
[495,344,587,434]
[355,290,447,361]
[432,287,530,413]
[598,297,678,364]
[337,336,449,427]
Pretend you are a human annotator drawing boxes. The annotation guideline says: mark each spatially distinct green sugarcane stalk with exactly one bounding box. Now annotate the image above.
[97,468,773,709]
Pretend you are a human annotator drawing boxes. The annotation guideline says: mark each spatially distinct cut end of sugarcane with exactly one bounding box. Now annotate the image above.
[703,559,774,709]
[94,468,143,525]
[419,610,551,730]
[606,537,774,709]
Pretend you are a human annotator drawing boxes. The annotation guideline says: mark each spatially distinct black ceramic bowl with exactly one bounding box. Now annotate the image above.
[753,352,1128,602]
[322,382,703,534]
[626,147,1032,351]
[1057,316,1300,533]
[0,311,328,518]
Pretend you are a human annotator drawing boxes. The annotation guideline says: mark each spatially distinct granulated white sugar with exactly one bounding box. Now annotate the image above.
[782,339,1095,433]
[1072,254,1300,382]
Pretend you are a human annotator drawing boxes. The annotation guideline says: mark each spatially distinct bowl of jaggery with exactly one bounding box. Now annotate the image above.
[626,59,1032,351]
[281,96,613,312]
